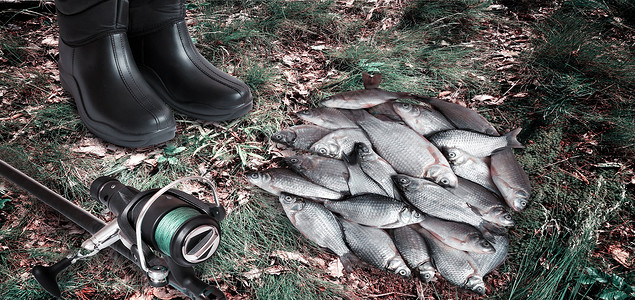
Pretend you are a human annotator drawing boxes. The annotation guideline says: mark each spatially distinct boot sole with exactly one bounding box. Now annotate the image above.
[61,72,176,148]
[138,66,253,122]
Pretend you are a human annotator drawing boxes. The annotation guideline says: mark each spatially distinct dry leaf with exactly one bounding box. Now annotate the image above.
[70,137,108,157]
[472,94,496,102]
[124,153,148,168]
[327,259,344,278]
[609,245,632,268]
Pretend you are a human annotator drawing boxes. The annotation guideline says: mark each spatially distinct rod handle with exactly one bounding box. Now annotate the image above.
[31,257,72,297]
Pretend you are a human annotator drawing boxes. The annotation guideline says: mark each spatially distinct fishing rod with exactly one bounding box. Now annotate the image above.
[0,159,227,299]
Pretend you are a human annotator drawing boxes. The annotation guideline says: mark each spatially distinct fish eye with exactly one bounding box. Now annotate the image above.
[298,110,309,115]
[504,214,512,220]
[289,158,299,163]
[398,269,408,276]
[476,287,485,294]
[440,178,449,185]
[448,151,456,158]
[413,212,420,218]
[248,173,259,179]
[319,148,327,154]
[520,200,527,207]
[424,273,432,279]
[481,241,492,247]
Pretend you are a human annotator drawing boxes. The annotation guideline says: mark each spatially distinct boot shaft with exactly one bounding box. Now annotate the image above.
[129,0,185,35]
[56,0,129,46]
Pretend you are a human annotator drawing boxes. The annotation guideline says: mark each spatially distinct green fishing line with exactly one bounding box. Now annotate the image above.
[155,207,200,256]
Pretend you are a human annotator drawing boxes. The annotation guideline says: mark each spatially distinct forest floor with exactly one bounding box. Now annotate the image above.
[0,0,633,299]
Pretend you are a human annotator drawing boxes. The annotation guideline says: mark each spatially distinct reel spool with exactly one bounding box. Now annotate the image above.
[91,176,226,267]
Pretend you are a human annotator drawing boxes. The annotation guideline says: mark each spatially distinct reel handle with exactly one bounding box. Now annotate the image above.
[31,257,72,297]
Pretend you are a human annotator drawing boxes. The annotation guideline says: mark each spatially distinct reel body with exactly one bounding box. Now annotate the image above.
[91,176,225,267]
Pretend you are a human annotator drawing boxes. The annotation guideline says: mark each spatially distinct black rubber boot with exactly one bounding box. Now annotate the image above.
[128,0,253,121]
[56,0,176,147]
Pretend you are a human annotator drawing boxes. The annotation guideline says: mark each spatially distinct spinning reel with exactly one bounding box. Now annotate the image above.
[0,159,227,300]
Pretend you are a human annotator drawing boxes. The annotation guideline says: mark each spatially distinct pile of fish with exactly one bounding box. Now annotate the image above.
[246,73,531,294]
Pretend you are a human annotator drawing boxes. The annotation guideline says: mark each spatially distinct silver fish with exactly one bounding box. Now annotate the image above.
[429,128,524,158]
[490,148,531,211]
[310,128,371,159]
[451,178,514,227]
[283,155,350,193]
[470,233,509,277]
[323,194,424,228]
[353,142,400,199]
[246,168,342,200]
[279,193,355,272]
[271,125,331,150]
[391,226,436,282]
[320,89,411,109]
[418,227,486,295]
[296,107,358,129]
[350,110,457,188]
[393,102,455,136]
[413,218,495,254]
[444,147,499,194]
[392,174,484,229]
[339,219,411,277]
[418,96,499,136]
[343,144,389,196]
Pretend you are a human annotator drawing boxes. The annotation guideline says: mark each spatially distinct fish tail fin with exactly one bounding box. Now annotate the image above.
[342,143,360,165]
[340,253,358,273]
[504,128,524,149]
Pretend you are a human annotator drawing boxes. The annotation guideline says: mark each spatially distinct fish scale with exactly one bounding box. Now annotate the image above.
[429,128,523,158]
[418,227,486,295]
[419,97,499,136]
[296,107,358,129]
[350,110,457,187]
[279,193,355,271]
[271,125,331,150]
[393,102,456,136]
[471,234,509,277]
[340,219,411,277]
[414,218,495,254]
[323,194,423,228]
[391,226,436,282]
[394,174,484,229]
[451,178,514,227]
[246,168,342,200]
[310,128,371,159]
[490,148,532,211]
[345,154,388,196]
[280,194,350,256]
[444,147,499,194]
[355,143,400,199]
[284,155,350,193]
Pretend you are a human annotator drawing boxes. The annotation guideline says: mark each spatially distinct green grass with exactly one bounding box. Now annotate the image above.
[0,0,633,299]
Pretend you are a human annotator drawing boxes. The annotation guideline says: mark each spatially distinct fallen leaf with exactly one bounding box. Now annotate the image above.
[124,153,148,168]
[609,245,632,268]
[243,265,290,280]
[327,259,344,278]
[472,94,496,102]
[70,138,108,157]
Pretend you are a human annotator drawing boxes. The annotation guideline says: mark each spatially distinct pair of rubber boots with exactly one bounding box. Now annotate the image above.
[56,0,252,147]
